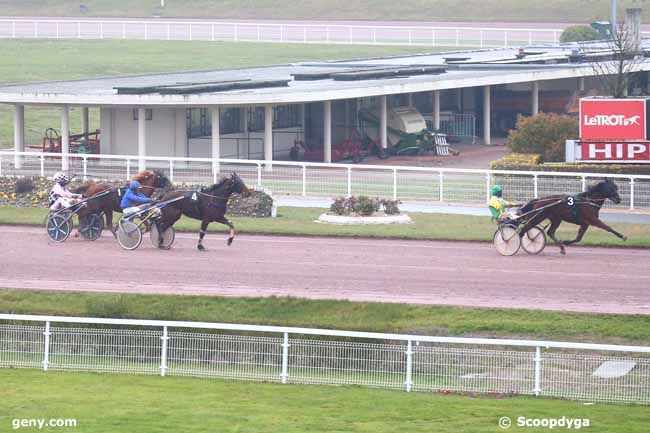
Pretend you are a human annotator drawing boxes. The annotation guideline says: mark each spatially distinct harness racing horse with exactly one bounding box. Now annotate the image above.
[518,178,626,255]
[156,173,251,250]
[75,170,171,235]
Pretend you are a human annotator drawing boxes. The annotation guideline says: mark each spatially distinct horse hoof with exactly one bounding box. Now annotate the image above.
[622,236,628,242]
[197,244,205,251]
[227,237,234,246]
[560,249,566,256]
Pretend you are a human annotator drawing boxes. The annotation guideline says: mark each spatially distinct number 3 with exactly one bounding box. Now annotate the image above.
[567,197,574,206]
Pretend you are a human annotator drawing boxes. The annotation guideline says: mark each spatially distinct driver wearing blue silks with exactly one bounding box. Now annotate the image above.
[120,180,162,221]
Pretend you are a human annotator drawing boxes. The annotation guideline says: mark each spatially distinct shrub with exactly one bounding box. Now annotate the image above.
[355,196,378,216]
[380,199,401,215]
[14,178,34,194]
[227,190,274,217]
[560,25,600,43]
[330,196,400,216]
[506,113,578,162]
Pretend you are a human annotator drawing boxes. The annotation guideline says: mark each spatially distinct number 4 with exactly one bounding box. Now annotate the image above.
[191,192,197,201]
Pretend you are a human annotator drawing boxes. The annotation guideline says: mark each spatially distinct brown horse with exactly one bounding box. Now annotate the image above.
[156,173,251,250]
[518,178,626,255]
[75,170,170,234]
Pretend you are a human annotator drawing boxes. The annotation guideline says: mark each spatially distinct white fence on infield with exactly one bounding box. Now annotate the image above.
[0,314,649,403]
[2,150,650,210]
[0,18,564,48]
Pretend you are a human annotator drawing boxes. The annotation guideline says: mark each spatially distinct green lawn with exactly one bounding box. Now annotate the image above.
[0,0,643,23]
[0,39,428,148]
[1,206,647,247]
[2,289,649,344]
[0,369,646,433]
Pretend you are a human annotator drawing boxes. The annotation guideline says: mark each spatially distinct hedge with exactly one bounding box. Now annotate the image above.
[490,154,650,175]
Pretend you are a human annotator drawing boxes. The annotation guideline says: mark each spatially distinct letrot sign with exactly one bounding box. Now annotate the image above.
[566,98,650,163]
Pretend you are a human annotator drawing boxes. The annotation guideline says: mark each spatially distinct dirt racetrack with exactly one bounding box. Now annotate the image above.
[1,225,649,315]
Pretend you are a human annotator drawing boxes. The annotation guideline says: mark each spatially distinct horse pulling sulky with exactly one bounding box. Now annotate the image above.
[493,179,627,256]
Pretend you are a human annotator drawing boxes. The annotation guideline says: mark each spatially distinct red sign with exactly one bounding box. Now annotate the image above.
[580,141,650,162]
[580,99,646,140]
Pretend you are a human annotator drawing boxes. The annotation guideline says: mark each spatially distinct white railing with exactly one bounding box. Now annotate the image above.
[0,18,562,48]
[0,314,648,403]
[2,150,650,210]
[0,151,650,209]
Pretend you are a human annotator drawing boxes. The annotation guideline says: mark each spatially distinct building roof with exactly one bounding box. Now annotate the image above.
[1,41,649,106]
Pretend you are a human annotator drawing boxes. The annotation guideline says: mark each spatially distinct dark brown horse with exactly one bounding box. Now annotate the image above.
[75,170,170,234]
[156,173,251,250]
[518,178,626,255]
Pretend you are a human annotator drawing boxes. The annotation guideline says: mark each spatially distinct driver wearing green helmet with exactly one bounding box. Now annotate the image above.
[488,185,517,220]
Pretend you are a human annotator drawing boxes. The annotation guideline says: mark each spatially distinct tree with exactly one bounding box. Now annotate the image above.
[584,16,644,98]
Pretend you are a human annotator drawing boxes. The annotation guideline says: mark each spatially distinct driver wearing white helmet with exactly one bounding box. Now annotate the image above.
[49,172,83,211]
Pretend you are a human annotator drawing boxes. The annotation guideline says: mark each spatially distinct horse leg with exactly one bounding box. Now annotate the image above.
[197,220,210,251]
[215,215,236,246]
[546,217,566,255]
[587,218,627,241]
[105,208,116,237]
[156,210,181,249]
[562,224,589,246]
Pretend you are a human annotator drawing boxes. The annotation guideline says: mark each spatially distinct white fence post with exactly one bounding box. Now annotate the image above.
[533,174,539,198]
[77,22,81,39]
[439,171,444,202]
[83,157,88,180]
[169,160,174,183]
[534,346,542,396]
[281,332,289,384]
[347,167,352,198]
[234,24,239,42]
[34,21,38,38]
[42,321,51,372]
[144,23,148,40]
[167,23,171,40]
[528,31,532,45]
[581,176,587,192]
[504,31,508,47]
[630,178,635,210]
[160,326,169,377]
[405,339,413,392]
[12,21,16,38]
[56,22,60,39]
[485,173,491,203]
[40,155,45,177]
[257,162,262,187]
[210,24,214,42]
[393,168,397,200]
[100,22,104,39]
[372,28,376,45]
[302,165,307,196]
[126,159,131,180]
[257,24,261,42]
[408,29,412,46]
[280,25,284,42]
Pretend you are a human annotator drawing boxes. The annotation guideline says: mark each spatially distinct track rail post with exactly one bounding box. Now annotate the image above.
[534,346,542,396]
[302,165,307,197]
[160,326,169,377]
[281,332,289,384]
[405,339,413,392]
[42,321,51,372]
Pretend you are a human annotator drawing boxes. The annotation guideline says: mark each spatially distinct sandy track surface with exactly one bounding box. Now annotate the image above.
[1,225,648,315]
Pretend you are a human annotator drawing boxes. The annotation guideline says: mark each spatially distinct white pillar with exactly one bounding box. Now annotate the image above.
[14,104,24,169]
[264,104,273,165]
[138,107,146,171]
[81,107,89,135]
[483,85,491,145]
[531,81,539,116]
[578,77,585,91]
[408,93,413,107]
[380,95,388,149]
[323,100,332,163]
[61,105,70,171]
[211,107,220,172]
[432,90,441,130]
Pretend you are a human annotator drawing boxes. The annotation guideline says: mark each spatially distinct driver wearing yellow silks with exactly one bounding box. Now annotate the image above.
[488,185,517,220]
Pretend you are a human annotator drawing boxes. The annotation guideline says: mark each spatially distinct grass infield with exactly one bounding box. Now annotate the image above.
[1,369,647,433]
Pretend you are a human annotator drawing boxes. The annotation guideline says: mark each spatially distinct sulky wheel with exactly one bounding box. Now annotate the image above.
[116,220,142,250]
[493,226,521,256]
[79,211,104,241]
[521,225,546,255]
[149,224,175,249]
[46,211,72,243]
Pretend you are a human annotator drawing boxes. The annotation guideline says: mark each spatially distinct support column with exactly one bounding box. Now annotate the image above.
[138,107,146,171]
[578,77,585,92]
[14,104,24,169]
[531,81,539,116]
[323,100,332,163]
[81,107,89,135]
[483,85,491,145]
[61,105,70,171]
[264,104,273,166]
[408,93,413,107]
[380,95,388,149]
[432,90,440,130]
[211,107,220,173]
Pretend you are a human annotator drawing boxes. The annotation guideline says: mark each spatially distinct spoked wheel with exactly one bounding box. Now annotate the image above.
[116,220,142,250]
[521,225,546,255]
[149,224,175,249]
[493,226,521,256]
[79,212,104,241]
[46,211,72,243]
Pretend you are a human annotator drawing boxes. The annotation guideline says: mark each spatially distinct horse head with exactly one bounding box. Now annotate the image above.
[133,169,171,191]
[229,172,251,197]
[588,178,621,204]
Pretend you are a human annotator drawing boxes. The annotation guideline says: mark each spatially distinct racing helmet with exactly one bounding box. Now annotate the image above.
[491,185,503,197]
[129,180,141,190]
[53,172,70,185]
